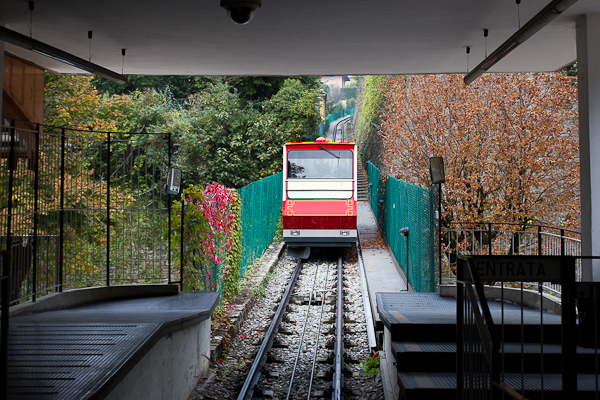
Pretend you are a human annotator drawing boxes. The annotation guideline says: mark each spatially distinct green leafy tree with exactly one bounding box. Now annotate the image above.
[92,75,210,99]
[263,78,322,142]
[227,76,321,106]
[170,79,282,188]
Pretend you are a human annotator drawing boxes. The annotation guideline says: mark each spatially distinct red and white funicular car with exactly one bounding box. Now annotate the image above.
[282,138,357,257]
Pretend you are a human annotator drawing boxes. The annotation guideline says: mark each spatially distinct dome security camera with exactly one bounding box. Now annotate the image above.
[220,0,262,25]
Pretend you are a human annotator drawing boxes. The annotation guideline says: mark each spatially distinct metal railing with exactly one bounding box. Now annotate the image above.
[0,249,8,399]
[1,118,177,306]
[456,256,500,399]
[443,222,581,296]
[457,255,580,399]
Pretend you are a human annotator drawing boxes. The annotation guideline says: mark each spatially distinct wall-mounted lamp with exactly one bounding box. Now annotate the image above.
[0,26,127,84]
[166,168,182,195]
[429,156,445,185]
[464,0,578,85]
[430,156,445,287]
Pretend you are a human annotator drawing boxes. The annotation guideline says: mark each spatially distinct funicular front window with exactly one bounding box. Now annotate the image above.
[287,149,353,179]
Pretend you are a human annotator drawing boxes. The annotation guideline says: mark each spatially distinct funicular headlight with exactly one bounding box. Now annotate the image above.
[340,230,349,236]
[291,231,300,236]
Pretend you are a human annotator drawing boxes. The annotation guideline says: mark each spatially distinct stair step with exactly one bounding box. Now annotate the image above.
[392,341,598,373]
[398,372,600,399]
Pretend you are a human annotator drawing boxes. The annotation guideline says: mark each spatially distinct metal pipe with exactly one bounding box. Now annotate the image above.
[106,131,111,286]
[168,133,172,284]
[180,198,185,291]
[438,183,442,287]
[59,128,65,291]
[32,124,40,301]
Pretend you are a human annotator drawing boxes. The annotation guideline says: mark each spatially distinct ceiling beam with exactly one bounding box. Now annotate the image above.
[464,0,578,85]
[0,26,127,84]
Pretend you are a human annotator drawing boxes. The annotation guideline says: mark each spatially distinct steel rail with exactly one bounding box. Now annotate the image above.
[237,258,303,400]
[331,116,351,142]
[307,259,332,398]
[356,245,377,350]
[287,260,321,400]
[333,256,344,399]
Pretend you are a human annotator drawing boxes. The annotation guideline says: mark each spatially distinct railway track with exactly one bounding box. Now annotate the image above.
[238,255,346,399]
[189,248,382,400]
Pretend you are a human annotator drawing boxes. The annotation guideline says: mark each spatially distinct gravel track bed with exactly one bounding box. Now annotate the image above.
[189,249,383,400]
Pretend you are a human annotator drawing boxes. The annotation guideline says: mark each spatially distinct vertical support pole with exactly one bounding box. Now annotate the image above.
[59,128,65,292]
[405,233,409,290]
[180,198,185,291]
[577,14,600,281]
[0,252,8,399]
[537,225,542,256]
[32,123,40,301]
[106,132,111,286]
[456,259,464,400]
[167,133,172,284]
[438,183,442,287]
[561,257,577,394]
[561,229,565,256]
[488,223,493,256]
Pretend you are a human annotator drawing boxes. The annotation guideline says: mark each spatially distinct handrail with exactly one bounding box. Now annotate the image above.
[456,256,500,398]
[444,221,580,236]
[456,254,579,398]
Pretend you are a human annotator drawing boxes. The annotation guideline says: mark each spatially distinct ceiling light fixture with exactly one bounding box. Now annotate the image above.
[0,26,127,84]
[464,0,578,85]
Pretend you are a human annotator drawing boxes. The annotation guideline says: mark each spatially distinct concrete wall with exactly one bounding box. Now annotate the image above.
[578,14,600,281]
[104,318,211,400]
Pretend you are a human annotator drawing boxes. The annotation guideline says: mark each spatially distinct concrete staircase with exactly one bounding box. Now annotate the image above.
[357,163,368,202]
[378,292,600,400]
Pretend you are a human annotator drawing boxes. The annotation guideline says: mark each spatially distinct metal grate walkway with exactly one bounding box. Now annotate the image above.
[8,292,219,399]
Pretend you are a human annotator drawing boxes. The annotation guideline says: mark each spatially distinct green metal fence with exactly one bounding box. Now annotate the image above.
[367,162,436,292]
[238,172,283,275]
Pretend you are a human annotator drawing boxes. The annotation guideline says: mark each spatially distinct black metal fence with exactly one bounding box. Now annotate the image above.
[443,222,581,295]
[456,255,600,399]
[1,119,178,305]
[0,249,8,399]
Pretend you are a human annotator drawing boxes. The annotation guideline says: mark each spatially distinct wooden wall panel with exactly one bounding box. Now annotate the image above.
[3,53,45,124]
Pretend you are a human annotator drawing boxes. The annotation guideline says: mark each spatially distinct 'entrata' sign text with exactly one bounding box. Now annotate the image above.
[470,256,563,282]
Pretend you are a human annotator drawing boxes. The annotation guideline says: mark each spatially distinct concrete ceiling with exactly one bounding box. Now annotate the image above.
[1,0,599,77]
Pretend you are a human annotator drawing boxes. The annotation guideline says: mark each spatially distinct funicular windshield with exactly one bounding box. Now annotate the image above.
[287,149,353,179]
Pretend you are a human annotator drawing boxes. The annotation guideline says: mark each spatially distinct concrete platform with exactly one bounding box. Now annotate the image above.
[358,202,408,329]
[8,288,219,400]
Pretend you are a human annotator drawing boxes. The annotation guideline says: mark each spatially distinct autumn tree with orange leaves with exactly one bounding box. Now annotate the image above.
[378,73,579,229]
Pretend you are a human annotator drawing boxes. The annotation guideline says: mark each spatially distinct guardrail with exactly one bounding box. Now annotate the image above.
[1,119,175,306]
[443,222,581,296]
[457,255,582,398]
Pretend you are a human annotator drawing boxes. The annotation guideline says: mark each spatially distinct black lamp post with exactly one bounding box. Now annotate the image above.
[166,168,183,289]
[400,227,409,290]
[429,157,445,288]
